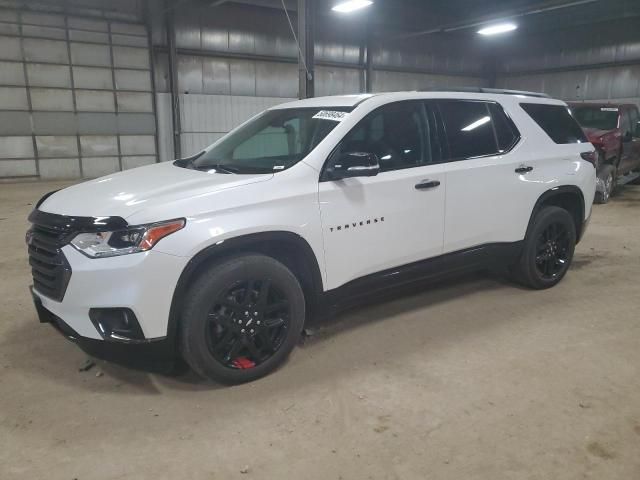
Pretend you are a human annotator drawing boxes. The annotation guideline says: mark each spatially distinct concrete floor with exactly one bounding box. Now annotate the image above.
[1,180,640,480]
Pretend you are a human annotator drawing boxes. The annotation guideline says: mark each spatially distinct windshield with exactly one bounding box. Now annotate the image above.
[180,107,353,174]
[571,106,619,131]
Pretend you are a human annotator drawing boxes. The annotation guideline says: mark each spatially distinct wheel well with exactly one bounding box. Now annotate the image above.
[167,232,323,343]
[531,188,585,242]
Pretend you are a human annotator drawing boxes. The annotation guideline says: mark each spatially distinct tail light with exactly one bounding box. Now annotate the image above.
[580,151,597,167]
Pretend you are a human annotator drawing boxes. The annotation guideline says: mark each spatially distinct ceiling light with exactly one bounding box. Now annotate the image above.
[332,0,373,13]
[478,22,517,36]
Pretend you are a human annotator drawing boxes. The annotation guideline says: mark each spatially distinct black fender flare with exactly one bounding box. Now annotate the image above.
[165,231,324,346]
[525,185,586,243]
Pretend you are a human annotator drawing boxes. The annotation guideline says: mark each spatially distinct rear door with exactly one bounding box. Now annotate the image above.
[318,100,447,290]
[437,99,530,253]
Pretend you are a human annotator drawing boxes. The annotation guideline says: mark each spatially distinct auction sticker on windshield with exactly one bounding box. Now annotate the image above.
[313,110,348,122]
[601,107,619,111]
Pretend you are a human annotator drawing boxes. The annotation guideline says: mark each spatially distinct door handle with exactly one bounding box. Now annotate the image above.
[515,165,534,174]
[415,179,441,190]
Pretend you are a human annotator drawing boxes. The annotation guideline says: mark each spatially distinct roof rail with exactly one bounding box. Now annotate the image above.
[418,87,550,98]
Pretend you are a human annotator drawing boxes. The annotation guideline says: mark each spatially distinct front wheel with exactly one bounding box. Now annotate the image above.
[512,206,576,289]
[179,254,305,384]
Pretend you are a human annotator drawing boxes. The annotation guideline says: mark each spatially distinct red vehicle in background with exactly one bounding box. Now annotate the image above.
[569,102,640,203]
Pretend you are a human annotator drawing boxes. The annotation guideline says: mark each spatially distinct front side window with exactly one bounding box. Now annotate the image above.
[521,103,587,144]
[333,101,432,173]
[438,100,498,160]
[185,107,352,173]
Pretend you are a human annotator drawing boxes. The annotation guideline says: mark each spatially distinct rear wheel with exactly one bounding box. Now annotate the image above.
[179,254,305,384]
[512,206,576,289]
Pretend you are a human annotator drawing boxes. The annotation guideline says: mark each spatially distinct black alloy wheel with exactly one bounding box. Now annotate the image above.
[534,222,571,280]
[207,279,290,369]
[511,205,576,289]
[180,254,305,384]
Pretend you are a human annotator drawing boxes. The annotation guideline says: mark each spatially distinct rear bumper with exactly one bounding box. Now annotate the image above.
[32,288,178,372]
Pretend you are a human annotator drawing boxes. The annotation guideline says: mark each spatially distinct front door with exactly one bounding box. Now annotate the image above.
[318,101,446,290]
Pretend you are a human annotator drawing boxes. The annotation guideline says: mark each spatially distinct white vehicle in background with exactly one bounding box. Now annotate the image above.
[28,88,596,384]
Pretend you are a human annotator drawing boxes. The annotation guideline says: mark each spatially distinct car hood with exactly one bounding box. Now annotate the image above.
[39,161,273,220]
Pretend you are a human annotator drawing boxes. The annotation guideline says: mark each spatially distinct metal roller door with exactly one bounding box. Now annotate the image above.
[0,7,157,179]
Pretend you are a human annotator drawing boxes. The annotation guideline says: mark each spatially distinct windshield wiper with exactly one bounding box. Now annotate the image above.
[173,151,205,169]
[214,164,241,173]
[212,163,273,174]
[189,162,235,174]
[189,161,273,174]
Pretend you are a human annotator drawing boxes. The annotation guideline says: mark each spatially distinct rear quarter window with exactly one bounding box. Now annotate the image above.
[520,103,587,144]
[489,102,520,152]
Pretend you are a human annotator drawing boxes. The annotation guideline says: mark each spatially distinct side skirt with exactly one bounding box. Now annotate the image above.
[321,241,523,311]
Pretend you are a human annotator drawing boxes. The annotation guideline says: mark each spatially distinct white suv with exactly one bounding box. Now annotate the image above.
[28,89,596,383]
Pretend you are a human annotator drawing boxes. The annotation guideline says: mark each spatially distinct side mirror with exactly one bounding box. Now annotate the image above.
[326,152,380,180]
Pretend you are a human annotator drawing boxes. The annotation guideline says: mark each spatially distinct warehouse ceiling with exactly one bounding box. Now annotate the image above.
[219,0,640,37]
[12,0,640,41]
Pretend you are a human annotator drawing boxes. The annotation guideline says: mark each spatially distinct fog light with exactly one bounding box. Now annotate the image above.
[89,308,144,342]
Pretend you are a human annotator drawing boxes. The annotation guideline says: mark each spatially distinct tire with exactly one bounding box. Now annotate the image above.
[595,164,615,204]
[512,206,576,289]
[179,254,305,384]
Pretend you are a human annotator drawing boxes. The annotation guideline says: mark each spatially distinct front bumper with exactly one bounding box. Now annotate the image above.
[33,246,189,340]
[32,289,178,372]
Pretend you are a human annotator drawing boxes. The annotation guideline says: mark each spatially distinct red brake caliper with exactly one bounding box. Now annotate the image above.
[232,357,256,369]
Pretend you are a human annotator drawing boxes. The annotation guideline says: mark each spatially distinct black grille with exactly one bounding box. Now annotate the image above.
[27,207,129,301]
[28,223,72,302]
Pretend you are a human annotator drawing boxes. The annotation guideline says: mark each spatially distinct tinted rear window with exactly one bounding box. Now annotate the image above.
[520,103,587,144]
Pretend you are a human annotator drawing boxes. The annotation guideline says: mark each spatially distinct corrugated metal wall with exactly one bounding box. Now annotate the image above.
[0,1,489,175]
[497,65,640,105]
[496,17,640,106]
[152,3,487,159]
[0,1,157,179]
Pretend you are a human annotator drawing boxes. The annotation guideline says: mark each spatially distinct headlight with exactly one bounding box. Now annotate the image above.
[70,219,185,258]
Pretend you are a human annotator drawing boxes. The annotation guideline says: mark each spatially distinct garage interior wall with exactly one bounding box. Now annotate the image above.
[496,16,640,106]
[2,0,487,178]
[150,2,488,160]
[0,0,158,180]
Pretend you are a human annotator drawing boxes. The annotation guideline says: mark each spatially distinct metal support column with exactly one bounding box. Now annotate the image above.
[365,33,374,93]
[297,0,314,98]
[145,0,161,164]
[165,2,182,159]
